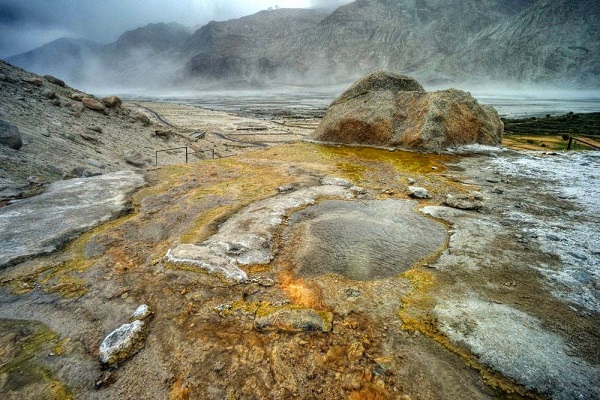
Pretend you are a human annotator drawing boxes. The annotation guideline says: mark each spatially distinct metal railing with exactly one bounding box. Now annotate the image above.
[155,147,216,166]
[566,135,600,150]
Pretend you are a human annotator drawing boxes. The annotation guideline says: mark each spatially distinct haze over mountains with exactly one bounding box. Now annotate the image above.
[5,0,599,90]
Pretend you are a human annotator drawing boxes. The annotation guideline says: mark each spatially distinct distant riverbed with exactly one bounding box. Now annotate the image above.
[110,84,600,120]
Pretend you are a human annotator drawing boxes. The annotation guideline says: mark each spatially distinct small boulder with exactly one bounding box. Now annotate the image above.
[444,194,483,211]
[154,129,171,138]
[254,304,333,333]
[130,304,153,322]
[123,149,146,167]
[81,97,106,111]
[41,89,56,99]
[0,120,23,150]
[37,127,51,137]
[132,112,151,126]
[44,75,65,87]
[407,186,431,199]
[70,92,85,101]
[88,126,103,133]
[71,102,85,114]
[99,320,147,367]
[24,77,43,86]
[312,71,503,152]
[102,96,122,108]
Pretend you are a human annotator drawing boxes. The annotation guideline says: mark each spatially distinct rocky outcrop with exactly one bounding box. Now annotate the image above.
[0,120,23,150]
[312,71,503,152]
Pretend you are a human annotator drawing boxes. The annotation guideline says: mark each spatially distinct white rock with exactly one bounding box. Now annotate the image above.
[407,186,430,199]
[99,320,146,366]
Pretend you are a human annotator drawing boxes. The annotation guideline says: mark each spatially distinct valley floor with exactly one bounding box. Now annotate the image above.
[0,102,598,399]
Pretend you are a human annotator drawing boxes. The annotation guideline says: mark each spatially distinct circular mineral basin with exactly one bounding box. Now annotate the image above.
[286,199,447,281]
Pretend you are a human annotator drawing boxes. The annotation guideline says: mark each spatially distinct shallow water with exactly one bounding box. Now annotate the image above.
[286,199,447,281]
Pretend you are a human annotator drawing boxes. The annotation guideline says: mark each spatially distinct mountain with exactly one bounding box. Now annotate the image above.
[6,23,193,88]
[262,0,538,83]
[448,0,600,86]
[100,22,193,87]
[6,38,101,85]
[179,8,328,80]
[4,0,599,89]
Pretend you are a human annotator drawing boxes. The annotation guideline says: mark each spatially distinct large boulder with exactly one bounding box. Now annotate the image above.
[312,71,503,152]
[0,120,23,150]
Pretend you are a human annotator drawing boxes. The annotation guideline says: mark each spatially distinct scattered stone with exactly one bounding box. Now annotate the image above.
[43,75,65,87]
[154,129,171,138]
[568,252,588,261]
[99,320,147,367]
[278,183,295,193]
[70,92,85,101]
[444,194,483,210]
[79,131,99,142]
[0,119,23,150]
[133,112,151,126]
[24,77,43,86]
[130,304,153,322]
[102,96,122,108]
[312,71,503,152]
[123,149,146,167]
[41,89,56,99]
[254,304,333,333]
[94,371,115,389]
[491,186,504,194]
[37,127,50,137]
[320,176,353,188]
[545,233,561,241]
[486,178,500,183]
[407,186,430,199]
[407,178,416,185]
[470,191,484,200]
[51,98,61,107]
[345,288,361,298]
[81,97,106,112]
[0,74,6,81]
[88,126,103,133]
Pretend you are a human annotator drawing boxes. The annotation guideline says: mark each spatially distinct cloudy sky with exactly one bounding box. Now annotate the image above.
[0,0,352,58]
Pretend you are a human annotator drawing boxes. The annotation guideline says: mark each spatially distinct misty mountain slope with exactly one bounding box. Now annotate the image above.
[98,22,194,87]
[264,0,537,83]
[6,38,101,85]
[180,8,328,80]
[4,0,599,88]
[448,0,600,86]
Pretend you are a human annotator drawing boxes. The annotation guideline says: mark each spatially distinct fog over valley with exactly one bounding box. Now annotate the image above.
[3,0,599,103]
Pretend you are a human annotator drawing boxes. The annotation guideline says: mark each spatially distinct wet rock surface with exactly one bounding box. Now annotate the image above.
[286,199,446,280]
[0,171,145,267]
[166,181,357,282]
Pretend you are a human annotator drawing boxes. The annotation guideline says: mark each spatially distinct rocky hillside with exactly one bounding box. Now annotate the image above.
[4,0,599,88]
[448,0,600,86]
[0,60,196,201]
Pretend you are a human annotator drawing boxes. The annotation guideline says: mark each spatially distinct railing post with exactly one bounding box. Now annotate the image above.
[155,151,158,166]
[567,137,573,150]
[185,147,188,164]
